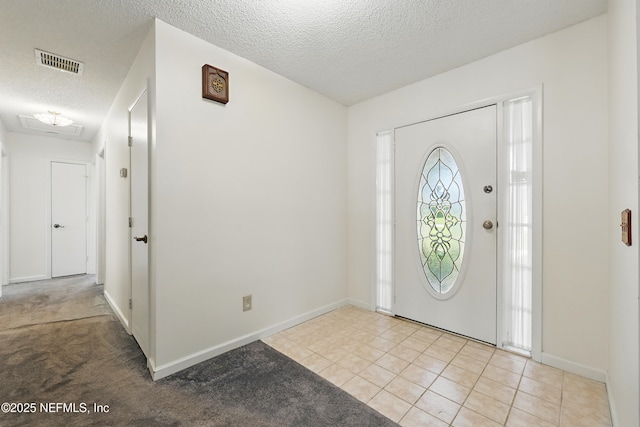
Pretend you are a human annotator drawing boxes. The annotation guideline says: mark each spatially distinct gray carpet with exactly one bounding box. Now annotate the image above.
[0,276,397,426]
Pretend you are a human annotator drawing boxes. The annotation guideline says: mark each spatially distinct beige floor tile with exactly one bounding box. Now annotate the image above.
[300,353,332,373]
[400,336,431,353]
[278,344,315,363]
[375,352,410,374]
[411,328,441,344]
[463,390,510,424]
[384,375,426,404]
[316,345,349,363]
[482,364,522,389]
[349,329,378,343]
[441,364,480,388]
[473,376,516,405]
[434,335,466,352]
[381,328,411,343]
[392,322,420,334]
[414,353,448,374]
[512,390,561,424]
[489,352,527,375]
[368,389,412,423]
[318,363,355,387]
[507,407,556,427]
[388,343,421,363]
[451,353,488,374]
[361,322,392,335]
[518,376,562,404]
[562,372,609,407]
[424,344,457,363]
[429,376,471,404]
[452,407,502,427]
[359,363,397,388]
[352,343,385,362]
[464,339,494,351]
[400,406,449,427]
[560,404,612,427]
[459,344,494,363]
[523,359,564,388]
[415,390,461,424]
[265,306,613,427]
[400,363,438,388]
[368,336,397,352]
[443,332,468,343]
[306,338,331,353]
[333,337,359,351]
[341,375,381,403]
[563,372,607,393]
[336,353,371,374]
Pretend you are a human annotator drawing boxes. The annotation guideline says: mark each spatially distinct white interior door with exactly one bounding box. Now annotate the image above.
[130,90,149,356]
[394,106,497,344]
[51,162,87,278]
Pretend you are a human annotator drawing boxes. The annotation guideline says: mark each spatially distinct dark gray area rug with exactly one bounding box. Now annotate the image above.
[0,278,396,426]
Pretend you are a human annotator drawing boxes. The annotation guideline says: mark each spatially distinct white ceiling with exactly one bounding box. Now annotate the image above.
[0,0,608,143]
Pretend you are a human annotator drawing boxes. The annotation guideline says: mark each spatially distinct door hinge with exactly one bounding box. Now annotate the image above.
[128,136,133,147]
[129,299,132,309]
[128,217,132,228]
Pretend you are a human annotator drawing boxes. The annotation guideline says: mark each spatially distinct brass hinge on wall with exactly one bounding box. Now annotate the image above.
[129,299,132,310]
[129,217,132,228]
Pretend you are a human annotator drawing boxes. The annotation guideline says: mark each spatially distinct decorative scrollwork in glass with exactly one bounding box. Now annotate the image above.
[417,147,466,294]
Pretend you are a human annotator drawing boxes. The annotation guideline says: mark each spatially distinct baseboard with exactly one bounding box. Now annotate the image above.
[605,371,619,427]
[149,299,350,381]
[541,352,606,383]
[347,298,373,311]
[9,275,48,283]
[103,290,130,333]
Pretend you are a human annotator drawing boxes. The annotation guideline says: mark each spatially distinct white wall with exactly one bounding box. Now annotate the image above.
[151,20,347,372]
[0,119,7,292]
[607,0,639,425]
[5,132,93,283]
[347,17,609,376]
[92,24,155,329]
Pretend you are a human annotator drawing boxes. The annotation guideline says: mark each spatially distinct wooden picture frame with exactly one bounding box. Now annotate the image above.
[202,64,229,104]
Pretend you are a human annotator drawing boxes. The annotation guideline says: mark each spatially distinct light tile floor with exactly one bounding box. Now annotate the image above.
[263,305,612,426]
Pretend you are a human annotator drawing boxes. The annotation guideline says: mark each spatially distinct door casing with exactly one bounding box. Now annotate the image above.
[374,87,543,360]
[51,161,88,278]
[129,89,150,357]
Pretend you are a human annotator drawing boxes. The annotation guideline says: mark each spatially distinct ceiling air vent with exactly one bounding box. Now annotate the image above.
[35,49,84,76]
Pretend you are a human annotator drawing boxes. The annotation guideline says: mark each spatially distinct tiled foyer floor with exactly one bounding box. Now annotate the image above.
[263,305,612,426]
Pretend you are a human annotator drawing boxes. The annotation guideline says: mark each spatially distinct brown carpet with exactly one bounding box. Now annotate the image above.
[0,276,397,426]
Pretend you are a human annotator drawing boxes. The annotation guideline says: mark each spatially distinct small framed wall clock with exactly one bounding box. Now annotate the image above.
[202,64,229,104]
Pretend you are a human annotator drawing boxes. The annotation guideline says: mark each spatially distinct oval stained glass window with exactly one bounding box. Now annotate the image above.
[417,147,466,294]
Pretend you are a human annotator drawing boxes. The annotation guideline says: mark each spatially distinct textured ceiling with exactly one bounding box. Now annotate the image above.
[0,0,608,142]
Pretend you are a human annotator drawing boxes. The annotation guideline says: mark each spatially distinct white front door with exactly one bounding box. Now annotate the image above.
[394,106,497,344]
[130,90,149,356]
[51,162,87,277]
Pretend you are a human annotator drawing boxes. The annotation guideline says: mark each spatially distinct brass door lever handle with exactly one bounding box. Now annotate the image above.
[133,235,148,244]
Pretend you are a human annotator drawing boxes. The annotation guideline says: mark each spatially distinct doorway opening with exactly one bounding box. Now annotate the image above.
[376,90,541,358]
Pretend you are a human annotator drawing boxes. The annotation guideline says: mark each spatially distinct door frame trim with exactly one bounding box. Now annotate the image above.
[374,85,543,361]
[128,86,151,359]
[49,160,91,279]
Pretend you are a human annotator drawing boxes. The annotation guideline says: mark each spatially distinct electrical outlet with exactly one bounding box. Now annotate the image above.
[243,295,252,312]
